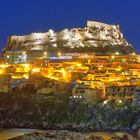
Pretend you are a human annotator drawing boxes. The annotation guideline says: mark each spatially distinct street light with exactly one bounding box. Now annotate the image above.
[111,55,115,59]
[44,52,47,55]
[77,63,82,67]
[44,52,47,58]
[58,52,61,57]
[103,100,108,105]
[115,52,119,55]
[22,51,26,54]
[118,100,122,103]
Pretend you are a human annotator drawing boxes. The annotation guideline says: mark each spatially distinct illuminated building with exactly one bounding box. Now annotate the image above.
[72,84,103,102]
[133,88,140,106]
[4,50,27,64]
[105,85,136,101]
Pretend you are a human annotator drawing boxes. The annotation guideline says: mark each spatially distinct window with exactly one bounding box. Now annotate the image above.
[80,90,85,94]
[118,88,120,91]
[131,88,134,91]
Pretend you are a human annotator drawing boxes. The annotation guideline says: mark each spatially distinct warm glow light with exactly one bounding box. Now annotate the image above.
[22,51,26,54]
[103,100,108,105]
[44,52,47,55]
[32,68,40,73]
[0,64,9,68]
[62,70,66,78]
[77,63,82,67]
[131,52,136,55]
[111,55,115,59]
[0,69,4,74]
[115,52,119,55]
[23,64,30,68]
[58,52,61,56]
[12,75,23,79]
[118,100,122,103]
[23,74,29,79]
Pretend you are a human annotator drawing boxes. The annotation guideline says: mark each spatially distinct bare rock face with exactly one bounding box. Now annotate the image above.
[8,130,140,140]
[4,21,135,55]
[9,130,88,140]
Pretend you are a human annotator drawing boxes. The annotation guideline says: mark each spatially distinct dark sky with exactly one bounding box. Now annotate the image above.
[0,0,140,52]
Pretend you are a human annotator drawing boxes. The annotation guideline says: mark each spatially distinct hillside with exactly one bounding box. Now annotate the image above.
[5,21,135,55]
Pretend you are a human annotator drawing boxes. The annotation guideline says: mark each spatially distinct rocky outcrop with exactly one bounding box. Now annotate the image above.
[9,130,88,140]
[4,21,135,55]
[9,130,140,140]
